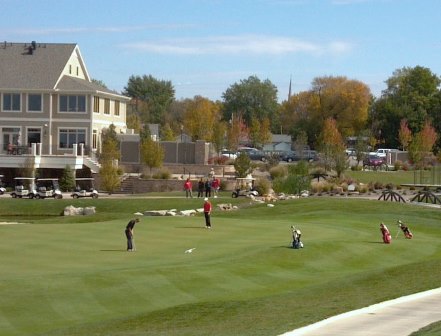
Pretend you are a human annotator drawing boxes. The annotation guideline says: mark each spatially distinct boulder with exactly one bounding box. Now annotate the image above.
[63,205,95,216]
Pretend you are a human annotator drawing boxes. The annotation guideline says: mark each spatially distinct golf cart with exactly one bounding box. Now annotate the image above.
[35,178,63,199]
[231,176,259,198]
[10,177,37,199]
[0,175,6,195]
[71,178,99,199]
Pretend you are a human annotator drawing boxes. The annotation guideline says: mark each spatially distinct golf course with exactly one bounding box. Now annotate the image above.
[1,195,440,335]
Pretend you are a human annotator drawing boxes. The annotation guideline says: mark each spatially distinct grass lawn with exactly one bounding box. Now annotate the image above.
[344,169,417,186]
[410,321,441,336]
[0,196,440,335]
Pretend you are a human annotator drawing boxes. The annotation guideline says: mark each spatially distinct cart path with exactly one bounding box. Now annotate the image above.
[280,287,441,336]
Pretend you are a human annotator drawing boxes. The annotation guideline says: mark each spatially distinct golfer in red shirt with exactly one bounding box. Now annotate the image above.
[203,197,212,228]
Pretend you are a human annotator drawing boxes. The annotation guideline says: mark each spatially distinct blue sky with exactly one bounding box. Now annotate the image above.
[2,0,441,101]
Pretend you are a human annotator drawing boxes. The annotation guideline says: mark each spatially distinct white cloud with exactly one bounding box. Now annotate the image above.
[122,35,352,56]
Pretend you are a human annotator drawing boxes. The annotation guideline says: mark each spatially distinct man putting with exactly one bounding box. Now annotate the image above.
[125,218,139,251]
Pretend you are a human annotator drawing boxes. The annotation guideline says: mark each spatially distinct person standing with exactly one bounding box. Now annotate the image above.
[184,178,193,198]
[211,177,220,198]
[125,218,139,251]
[197,178,205,198]
[203,197,212,228]
[204,179,211,198]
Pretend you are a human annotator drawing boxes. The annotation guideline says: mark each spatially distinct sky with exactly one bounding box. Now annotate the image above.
[2,0,441,102]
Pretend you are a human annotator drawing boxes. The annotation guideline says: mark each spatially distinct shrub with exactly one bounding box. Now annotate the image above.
[385,183,395,190]
[269,165,287,179]
[208,156,229,165]
[152,169,171,179]
[351,165,362,171]
[394,160,403,171]
[374,181,384,190]
[254,177,271,196]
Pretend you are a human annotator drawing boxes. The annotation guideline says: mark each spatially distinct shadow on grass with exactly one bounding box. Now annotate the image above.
[176,226,207,229]
[100,249,127,252]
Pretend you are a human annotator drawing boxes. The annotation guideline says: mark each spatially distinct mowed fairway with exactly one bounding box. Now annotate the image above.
[1,196,441,336]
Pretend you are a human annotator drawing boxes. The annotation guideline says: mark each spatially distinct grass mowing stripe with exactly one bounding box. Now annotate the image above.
[0,197,440,335]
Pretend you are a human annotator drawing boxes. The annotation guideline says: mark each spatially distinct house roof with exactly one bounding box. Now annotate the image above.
[0,42,77,90]
[0,41,126,98]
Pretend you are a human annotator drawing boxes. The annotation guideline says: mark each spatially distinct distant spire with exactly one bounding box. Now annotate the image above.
[288,75,292,100]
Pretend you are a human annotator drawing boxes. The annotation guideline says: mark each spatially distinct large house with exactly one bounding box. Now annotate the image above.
[0,41,130,178]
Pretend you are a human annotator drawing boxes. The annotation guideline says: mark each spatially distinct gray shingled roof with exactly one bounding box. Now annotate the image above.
[0,42,76,90]
[0,41,127,97]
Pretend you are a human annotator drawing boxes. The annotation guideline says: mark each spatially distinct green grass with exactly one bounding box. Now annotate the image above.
[410,321,441,336]
[344,169,417,186]
[1,196,441,335]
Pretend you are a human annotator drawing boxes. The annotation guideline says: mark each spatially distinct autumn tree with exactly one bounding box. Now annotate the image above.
[260,117,272,148]
[226,114,247,151]
[398,119,412,151]
[140,137,165,176]
[234,152,252,178]
[160,123,175,141]
[409,121,438,168]
[211,121,227,154]
[318,118,347,176]
[183,96,220,141]
[249,117,261,148]
[126,113,142,134]
[222,75,278,129]
[100,161,120,194]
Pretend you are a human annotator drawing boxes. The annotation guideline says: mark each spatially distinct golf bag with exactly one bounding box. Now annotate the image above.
[291,227,303,249]
[398,222,413,239]
[380,223,391,244]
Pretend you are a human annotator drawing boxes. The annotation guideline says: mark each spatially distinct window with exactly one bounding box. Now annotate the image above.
[104,98,110,115]
[114,101,120,116]
[93,96,100,113]
[28,94,42,112]
[69,65,72,74]
[92,130,98,149]
[59,95,86,113]
[27,128,41,145]
[59,129,86,149]
[3,93,21,111]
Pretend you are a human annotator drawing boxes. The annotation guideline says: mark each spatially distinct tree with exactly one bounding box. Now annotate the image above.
[317,118,346,174]
[260,117,272,148]
[222,75,278,128]
[183,96,220,141]
[233,152,252,178]
[311,76,371,138]
[99,124,120,164]
[140,137,165,175]
[370,66,441,147]
[161,123,175,141]
[59,165,75,192]
[91,78,108,89]
[249,117,261,148]
[211,121,227,154]
[409,120,438,168]
[99,161,120,194]
[398,119,412,151]
[226,114,247,151]
[124,75,175,124]
[126,113,142,134]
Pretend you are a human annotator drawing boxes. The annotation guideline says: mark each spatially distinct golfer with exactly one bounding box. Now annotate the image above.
[125,218,139,251]
[203,197,212,229]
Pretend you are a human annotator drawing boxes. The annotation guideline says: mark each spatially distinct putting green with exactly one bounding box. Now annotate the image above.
[0,197,440,335]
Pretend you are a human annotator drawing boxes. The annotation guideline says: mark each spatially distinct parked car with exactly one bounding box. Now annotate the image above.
[281,150,318,162]
[345,148,356,156]
[220,150,238,160]
[247,149,268,161]
[373,148,399,158]
[363,154,386,170]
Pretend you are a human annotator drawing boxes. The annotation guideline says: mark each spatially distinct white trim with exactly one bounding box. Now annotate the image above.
[57,126,88,150]
[1,92,22,112]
